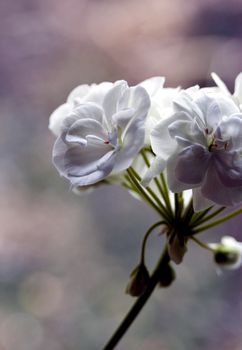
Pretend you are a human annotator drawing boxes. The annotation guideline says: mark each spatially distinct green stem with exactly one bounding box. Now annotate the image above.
[190,206,212,226]
[126,169,164,217]
[191,207,225,227]
[140,221,166,264]
[101,247,170,350]
[127,168,170,222]
[193,207,242,234]
[160,173,173,215]
[190,236,213,252]
[140,151,166,205]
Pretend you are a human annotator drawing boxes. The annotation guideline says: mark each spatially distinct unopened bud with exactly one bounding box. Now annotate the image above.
[209,236,242,270]
[125,263,150,297]
[158,264,176,288]
[214,249,241,269]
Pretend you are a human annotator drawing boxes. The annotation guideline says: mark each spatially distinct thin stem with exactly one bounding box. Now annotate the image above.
[140,221,166,264]
[126,169,164,217]
[101,246,170,350]
[160,173,173,215]
[190,206,212,226]
[140,151,167,207]
[190,236,214,252]
[127,168,170,222]
[140,150,173,217]
[193,207,242,234]
[182,197,194,224]
[174,193,183,219]
[191,207,225,227]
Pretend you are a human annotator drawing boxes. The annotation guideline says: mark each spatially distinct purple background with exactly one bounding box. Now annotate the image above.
[1,0,242,349]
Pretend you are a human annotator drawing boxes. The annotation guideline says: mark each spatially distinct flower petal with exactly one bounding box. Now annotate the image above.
[113,86,150,172]
[201,163,242,206]
[141,157,166,187]
[53,135,116,186]
[234,72,242,103]
[49,103,72,136]
[139,76,165,97]
[67,84,91,104]
[214,152,242,187]
[103,81,128,123]
[175,144,210,185]
[65,118,107,145]
[219,115,242,150]
[71,102,104,125]
[192,188,214,212]
[150,113,184,159]
[211,72,231,96]
[166,153,194,192]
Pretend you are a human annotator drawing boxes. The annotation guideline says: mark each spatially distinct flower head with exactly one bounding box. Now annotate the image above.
[145,90,242,211]
[49,80,150,187]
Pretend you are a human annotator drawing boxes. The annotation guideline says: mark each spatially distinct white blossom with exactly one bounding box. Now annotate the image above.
[50,80,150,187]
[144,90,242,211]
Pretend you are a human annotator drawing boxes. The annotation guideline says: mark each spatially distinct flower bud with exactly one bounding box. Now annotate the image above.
[209,236,242,270]
[125,263,150,297]
[214,250,239,267]
[158,264,176,288]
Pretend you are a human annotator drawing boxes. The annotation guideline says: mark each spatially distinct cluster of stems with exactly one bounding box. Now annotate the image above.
[102,150,242,350]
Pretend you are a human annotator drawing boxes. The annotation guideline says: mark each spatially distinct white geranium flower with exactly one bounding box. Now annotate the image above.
[139,77,181,144]
[145,90,242,211]
[209,236,242,270]
[211,72,242,110]
[50,80,150,187]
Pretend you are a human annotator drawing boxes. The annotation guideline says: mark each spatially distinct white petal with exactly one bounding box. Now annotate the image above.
[141,157,166,187]
[150,113,182,159]
[113,86,150,172]
[220,115,242,150]
[166,154,194,192]
[71,103,104,125]
[175,145,210,185]
[83,82,113,105]
[53,135,116,183]
[67,84,91,103]
[192,188,214,212]
[112,108,135,129]
[211,72,231,96]
[103,81,128,123]
[201,163,242,206]
[139,76,165,97]
[65,118,107,145]
[234,72,242,103]
[49,103,72,136]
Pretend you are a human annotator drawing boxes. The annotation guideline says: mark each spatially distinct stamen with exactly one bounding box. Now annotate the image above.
[104,140,110,144]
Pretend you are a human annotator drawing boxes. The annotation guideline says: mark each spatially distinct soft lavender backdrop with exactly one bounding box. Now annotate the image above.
[1,1,242,349]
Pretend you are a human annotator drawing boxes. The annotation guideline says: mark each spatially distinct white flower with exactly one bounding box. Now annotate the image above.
[139,77,181,144]
[50,80,150,187]
[211,72,242,110]
[209,236,242,270]
[144,90,242,211]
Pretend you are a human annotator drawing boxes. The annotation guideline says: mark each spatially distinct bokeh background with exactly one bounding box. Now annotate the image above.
[1,0,242,349]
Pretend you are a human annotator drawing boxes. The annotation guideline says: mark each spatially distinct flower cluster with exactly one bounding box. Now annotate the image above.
[49,73,242,210]
[49,73,242,268]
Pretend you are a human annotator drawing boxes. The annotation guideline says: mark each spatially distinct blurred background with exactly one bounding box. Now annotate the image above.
[1,0,242,349]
